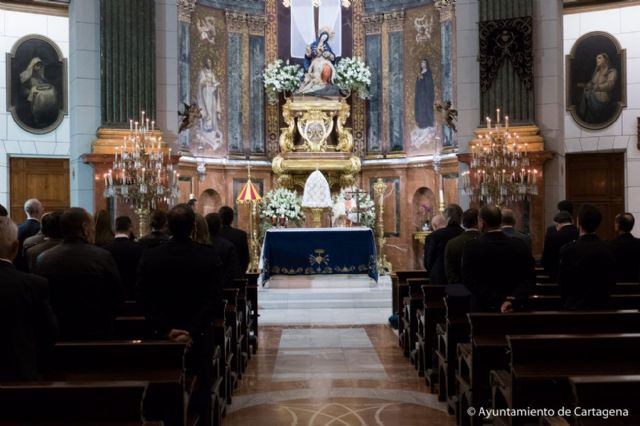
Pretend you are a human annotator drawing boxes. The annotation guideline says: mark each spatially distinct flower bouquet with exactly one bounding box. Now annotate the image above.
[258,187,305,237]
[334,56,372,100]
[262,59,304,104]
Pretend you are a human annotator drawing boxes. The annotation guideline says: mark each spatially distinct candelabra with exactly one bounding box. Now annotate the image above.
[104,112,179,235]
[373,178,392,275]
[461,109,538,206]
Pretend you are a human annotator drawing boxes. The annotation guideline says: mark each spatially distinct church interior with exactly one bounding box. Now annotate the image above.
[1,0,640,424]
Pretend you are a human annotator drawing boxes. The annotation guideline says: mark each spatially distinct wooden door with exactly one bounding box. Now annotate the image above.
[10,158,70,223]
[566,153,624,240]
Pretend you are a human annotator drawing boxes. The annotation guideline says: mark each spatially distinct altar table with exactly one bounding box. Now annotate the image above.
[260,228,378,282]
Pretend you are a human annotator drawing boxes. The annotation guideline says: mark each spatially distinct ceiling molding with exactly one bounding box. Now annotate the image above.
[563,0,640,14]
[0,0,69,17]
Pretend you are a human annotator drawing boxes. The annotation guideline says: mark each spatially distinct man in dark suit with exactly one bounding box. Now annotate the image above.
[0,203,8,216]
[218,206,250,275]
[558,204,616,310]
[138,210,170,249]
[444,208,480,285]
[0,216,58,381]
[609,212,640,283]
[501,208,532,251]
[137,204,223,342]
[15,198,43,270]
[424,204,464,285]
[24,210,63,273]
[105,216,145,299]
[462,206,534,312]
[544,199,574,240]
[541,211,578,281]
[35,208,123,340]
[206,212,240,288]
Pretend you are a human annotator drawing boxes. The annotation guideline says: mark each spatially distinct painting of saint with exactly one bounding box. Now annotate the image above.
[415,59,434,129]
[7,35,67,134]
[566,32,626,130]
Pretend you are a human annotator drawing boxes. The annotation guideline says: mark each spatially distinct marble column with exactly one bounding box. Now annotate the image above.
[177,0,196,151]
[248,14,267,155]
[226,11,247,154]
[384,10,405,154]
[100,0,156,127]
[435,0,456,149]
[363,14,384,156]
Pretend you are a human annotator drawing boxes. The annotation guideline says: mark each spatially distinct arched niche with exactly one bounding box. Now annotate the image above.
[199,188,222,216]
[412,187,437,231]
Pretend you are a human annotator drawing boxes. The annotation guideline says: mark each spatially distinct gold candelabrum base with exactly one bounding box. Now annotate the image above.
[246,201,261,274]
[305,207,329,228]
[135,208,150,238]
[373,178,393,275]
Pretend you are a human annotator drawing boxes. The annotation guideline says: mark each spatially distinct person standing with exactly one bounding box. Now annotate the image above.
[501,208,532,251]
[24,210,63,273]
[462,206,534,312]
[0,216,58,381]
[558,204,616,310]
[424,204,464,285]
[542,211,578,281]
[609,212,640,283]
[218,206,250,276]
[444,208,480,285]
[138,210,170,250]
[15,198,43,270]
[206,212,241,289]
[35,208,123,340]
[104,216,145,300]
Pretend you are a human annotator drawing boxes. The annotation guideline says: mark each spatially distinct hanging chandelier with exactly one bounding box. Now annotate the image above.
[104,112,179,233]
[282,0,351,8]
[460,109,539,206]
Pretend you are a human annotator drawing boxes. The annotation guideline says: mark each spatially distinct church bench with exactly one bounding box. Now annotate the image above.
[232,278,251,366]
[119,299,145,317]
[114,315,154,339]
[521,293,640,311]
[416,284,446,388]
[402,278,430,359]
[434,285,471,416]
[0,381,151,425]
[393,270,428,329]
[490,334,640,426]
[530,282,640,296]
[223,288,242,393]
[40,340,190,425]
[458,311,640,426]
[246,272,260,354]
[569,375,640,426]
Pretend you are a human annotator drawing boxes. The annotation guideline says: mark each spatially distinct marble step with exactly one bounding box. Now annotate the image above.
[259,289,391,309]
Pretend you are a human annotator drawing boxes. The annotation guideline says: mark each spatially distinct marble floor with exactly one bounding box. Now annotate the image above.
[224,325,454,426]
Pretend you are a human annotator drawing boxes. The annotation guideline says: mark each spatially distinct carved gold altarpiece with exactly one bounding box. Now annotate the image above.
[272,96,361,188]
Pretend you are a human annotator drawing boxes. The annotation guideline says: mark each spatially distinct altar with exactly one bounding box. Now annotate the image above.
[260,228,378,283]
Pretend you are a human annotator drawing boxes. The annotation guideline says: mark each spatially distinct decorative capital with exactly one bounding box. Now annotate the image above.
[384,10,404,33]
[177,0,197,23]
[247,14,267,35]
[226,10,247,33]
[363,14,384,35]
[434,0,456,22]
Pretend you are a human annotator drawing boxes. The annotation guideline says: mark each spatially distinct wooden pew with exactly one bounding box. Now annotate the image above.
[416,284,446,389]
[457,311,640,426]
[435,285,471,416]
[246,272,259,354]
[402,277,429,358]
[223,288,241,393]
[569,375,640,426]
[393,270,428,330]
[490,334,640,426]
[0,381,150,425]
[522,294,640,311]
[232,278,250,369]
[531,282,640,296]
[40,340,189,426]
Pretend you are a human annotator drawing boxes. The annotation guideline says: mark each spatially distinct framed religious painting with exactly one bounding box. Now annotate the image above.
[566,31,626,130]
[6,34,68,134]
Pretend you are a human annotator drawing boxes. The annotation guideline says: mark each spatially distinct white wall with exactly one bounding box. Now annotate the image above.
[564,5,640,235]
[0,9,70,209]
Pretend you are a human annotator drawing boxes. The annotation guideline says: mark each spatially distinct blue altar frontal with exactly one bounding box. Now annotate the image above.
[261,228,378,282]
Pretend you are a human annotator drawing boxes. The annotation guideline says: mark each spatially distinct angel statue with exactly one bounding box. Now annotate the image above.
[435,100,458,133]
[178,102,202,133]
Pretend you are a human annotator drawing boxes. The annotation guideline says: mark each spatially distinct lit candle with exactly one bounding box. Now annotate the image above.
[103,173,108,187]
[142,168,145,179]
[151,120,155,132]
[533,169,538,184]
[129,119,133,132]
[486,116,491,128]
[108,169,113,186]
[497,108,501,125]
[505,115,509,130]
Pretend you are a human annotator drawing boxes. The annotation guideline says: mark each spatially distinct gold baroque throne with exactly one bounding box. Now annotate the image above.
[272,96,361,188]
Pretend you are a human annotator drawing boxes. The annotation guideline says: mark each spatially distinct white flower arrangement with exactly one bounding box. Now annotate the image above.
[259,187,305,224]
[262,59,304,105]
[334,56,372,100]
[331,186,376,229]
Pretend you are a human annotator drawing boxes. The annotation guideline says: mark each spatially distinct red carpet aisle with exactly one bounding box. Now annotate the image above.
[224,325,454,425]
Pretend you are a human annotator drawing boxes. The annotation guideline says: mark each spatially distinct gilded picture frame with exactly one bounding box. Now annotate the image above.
[566,31,626,130]
[6,34,68,134]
